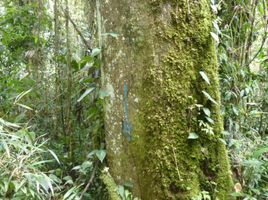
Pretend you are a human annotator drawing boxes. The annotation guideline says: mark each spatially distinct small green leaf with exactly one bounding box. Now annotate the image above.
[101,32,118,38]
[15,89,32,104]
[252,146,268,158]
[205,117,214,124]
[0,118,21,129]
[0,45,5,53]
[2,140,10,157]
[219,138,226,145]
[77,88,95,102]
[232,106,239,116]
[210,32,219,43]
[99,85,114,99]
[81,161,92,169]
[79,56,93,68]
[117,185,125,198]
[91,48,101,57]
[202,91,218,105]
[72,166,81,171]
[63,176,74,185]
[16,103,33,111]
[202,107,211,117]
[37,174,54,194]
[212,21,221,34]
[123,181,133,188]
[95,150,106,163]
[188,132,199,140]
[63,186,76,199]
[199,71,210,84]
[48,149,60,164]
[99,89,109,99]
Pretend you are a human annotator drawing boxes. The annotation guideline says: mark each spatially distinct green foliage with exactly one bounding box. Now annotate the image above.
[57,149,109,200]
[192,191,211,200]
[0,119,58,199]
[117,185,140,200]
[0,118,108,199]
[238,141,268,199]
[0,0,50,118]
[0,1,108,198]
[218,0,268,198]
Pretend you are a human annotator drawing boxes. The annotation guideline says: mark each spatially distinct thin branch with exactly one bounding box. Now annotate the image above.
[63,9,91,49]
[246,0,268,66]
[79,162,99,200]
[242,0,259,67]
[172,145,182,181]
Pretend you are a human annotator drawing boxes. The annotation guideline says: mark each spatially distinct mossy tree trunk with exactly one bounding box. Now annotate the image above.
[101,0,233,199]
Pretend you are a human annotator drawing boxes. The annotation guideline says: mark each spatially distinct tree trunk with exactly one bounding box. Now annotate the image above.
[101,0,233,199]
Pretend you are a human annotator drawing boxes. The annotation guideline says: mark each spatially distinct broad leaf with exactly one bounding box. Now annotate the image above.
[202,91,218,105]
[91,48,101,57]
[77,88,95,102]
[203,107,211,117]
[199,71,210,84]
[95,150,106,163]
[210,32,219,43]
[212,21,221,34]
[188,132,199,140]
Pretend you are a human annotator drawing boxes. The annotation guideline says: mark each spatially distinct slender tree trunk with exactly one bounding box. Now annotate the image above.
[101,1,233,199]
[54,0,65,137]
[65,0,74,160]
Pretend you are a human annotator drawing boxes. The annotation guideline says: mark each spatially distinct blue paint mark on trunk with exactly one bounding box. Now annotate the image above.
[122,80,132,141]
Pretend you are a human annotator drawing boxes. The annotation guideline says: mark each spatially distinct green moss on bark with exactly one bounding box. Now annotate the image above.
[102,0,233,199]
[101,171,121,200]
[139,0,233,199]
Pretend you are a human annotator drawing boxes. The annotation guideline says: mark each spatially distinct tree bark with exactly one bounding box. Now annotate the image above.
[101,0,233,199]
